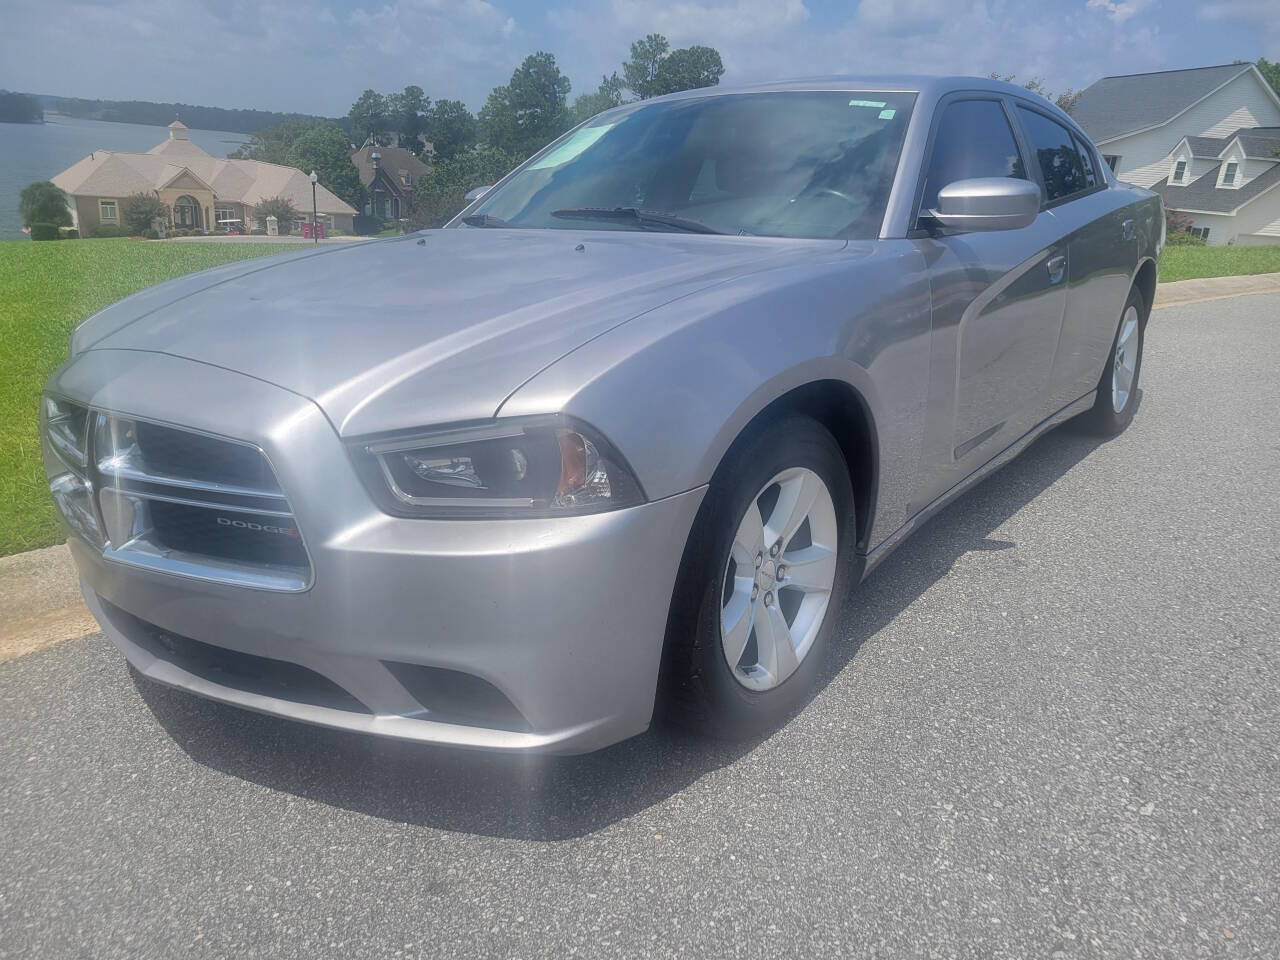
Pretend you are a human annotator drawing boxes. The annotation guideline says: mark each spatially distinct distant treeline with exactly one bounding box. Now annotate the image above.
[0,91,43,123]
[34,94,347,135]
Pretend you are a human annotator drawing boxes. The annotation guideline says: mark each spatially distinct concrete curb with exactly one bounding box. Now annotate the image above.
[1153,272,1280,310]
[0,544,97,664]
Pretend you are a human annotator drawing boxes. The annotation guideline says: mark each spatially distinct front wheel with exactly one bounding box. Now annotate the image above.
[1079,286,1146,435]
[662,417,855,740]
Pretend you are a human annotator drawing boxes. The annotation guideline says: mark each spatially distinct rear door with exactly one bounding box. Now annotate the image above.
[911,94,1070,511]
[1010,106,1140,410]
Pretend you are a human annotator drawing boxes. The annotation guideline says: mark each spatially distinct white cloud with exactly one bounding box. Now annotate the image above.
[1085,0,1153,23]
[0,0,528,113]
[548,0,1163,102]
[1197,0,1275,20]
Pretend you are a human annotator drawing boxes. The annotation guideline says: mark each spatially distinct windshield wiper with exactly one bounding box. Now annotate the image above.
[550,207,724,235]
[461,213,511,228]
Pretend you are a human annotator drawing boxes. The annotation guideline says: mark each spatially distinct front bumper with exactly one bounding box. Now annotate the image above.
[49,350,705,754]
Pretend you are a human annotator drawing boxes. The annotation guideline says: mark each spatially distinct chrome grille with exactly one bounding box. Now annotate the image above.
[42,398,311,592]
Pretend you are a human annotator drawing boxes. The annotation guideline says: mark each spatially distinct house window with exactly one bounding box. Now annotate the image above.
[1172,160,1187,184]
[214,205,238,225]
[1103,155,1120,172]
[1190,227,1210,241]
[173,195,201,228]
[99,199,118,221]
[1222,161,1238,186]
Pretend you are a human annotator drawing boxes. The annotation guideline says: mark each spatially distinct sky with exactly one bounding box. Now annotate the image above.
[2,0,1277,118]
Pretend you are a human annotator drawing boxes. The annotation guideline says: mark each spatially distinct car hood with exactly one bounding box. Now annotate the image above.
[77,229,841,436]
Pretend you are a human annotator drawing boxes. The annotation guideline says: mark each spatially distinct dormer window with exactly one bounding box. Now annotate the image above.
[1172,159,1187,184]
[1222,161,1238,186]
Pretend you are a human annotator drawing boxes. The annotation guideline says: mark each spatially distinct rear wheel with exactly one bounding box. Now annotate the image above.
[1079,286,1146,435]
[662,417,854,739]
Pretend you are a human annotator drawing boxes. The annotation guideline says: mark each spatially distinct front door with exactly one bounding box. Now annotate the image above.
[911,96,1069,511]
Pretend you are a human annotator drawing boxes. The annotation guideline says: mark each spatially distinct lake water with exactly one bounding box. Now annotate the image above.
[0,114,251,239]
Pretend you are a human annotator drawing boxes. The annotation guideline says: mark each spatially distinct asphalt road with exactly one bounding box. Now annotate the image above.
[3,294,1278,960]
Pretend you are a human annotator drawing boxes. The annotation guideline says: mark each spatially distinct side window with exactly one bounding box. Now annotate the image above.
[1017,106,1088,202]
[1073,134,1099,188]
[919,99,1026,220]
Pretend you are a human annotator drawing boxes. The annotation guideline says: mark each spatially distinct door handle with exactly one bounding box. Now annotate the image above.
[1046,254,1066,284]
[1122,218,1135,241]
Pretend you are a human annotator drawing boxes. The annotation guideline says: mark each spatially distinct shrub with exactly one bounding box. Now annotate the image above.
[89,224,128,238]
[29,223,60,241]
[410,144,517,228]
[143,229,159,240]
[19,182,72,229]
[59,227,79,240]
[123,192,170,236]
[255,196,299,234]
[1163,207,1204,245]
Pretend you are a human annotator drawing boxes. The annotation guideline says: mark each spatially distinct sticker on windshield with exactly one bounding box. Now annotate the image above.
[528,124,615,169]
[849,99,887,109]
[878,109,896,120]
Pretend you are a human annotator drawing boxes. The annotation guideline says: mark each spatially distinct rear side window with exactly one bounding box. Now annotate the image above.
[1017,106,1088,202]
[1073,134,1100,188]
[919,99,1026,218]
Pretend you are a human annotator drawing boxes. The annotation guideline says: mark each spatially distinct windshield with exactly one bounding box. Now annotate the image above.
[467,91,916,240]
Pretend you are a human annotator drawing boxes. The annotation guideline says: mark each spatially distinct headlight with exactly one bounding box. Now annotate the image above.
[40,395,105,547]
[42,395,90,473]
[354,416,645,518]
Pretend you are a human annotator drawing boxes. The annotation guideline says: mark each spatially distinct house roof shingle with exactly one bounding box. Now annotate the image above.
[1072,63,1254,142]
[351,145,431,190]
[1154,161,1280,213]
[1234,128,1280,157]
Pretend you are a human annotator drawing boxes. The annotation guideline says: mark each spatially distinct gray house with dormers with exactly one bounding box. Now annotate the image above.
[1073,63,1280,245]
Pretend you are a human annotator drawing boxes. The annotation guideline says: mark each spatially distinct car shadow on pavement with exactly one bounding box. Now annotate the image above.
[135,419,1118,842]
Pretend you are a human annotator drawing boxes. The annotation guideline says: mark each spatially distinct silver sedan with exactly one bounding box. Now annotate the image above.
[41,76,1163,753]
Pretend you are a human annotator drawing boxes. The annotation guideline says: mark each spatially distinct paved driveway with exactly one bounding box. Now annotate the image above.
[3,294,1278,960]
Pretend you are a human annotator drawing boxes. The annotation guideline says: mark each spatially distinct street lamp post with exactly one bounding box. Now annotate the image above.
[309,170,318,245]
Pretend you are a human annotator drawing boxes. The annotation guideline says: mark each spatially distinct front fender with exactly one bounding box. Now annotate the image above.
[501,241,933,548]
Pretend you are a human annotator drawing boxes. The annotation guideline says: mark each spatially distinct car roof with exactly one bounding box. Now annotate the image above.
[645,75,1033,102]
[621,74,1082,140]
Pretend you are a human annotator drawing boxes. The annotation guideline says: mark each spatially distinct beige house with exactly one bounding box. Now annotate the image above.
[51,120,357,235]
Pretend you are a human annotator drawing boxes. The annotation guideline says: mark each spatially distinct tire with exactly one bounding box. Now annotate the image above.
[1079,286,1146,436]
[661,416,855,740]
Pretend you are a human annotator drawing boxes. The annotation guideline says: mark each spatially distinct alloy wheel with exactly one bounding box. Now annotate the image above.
[1111,305,1140,413]
[719,467,838,691]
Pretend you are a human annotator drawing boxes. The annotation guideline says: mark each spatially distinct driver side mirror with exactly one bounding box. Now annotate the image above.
[928,178,1041,232]
[464,186,492,202]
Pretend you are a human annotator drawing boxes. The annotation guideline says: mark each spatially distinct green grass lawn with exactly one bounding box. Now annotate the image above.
[0,238,303,556]
[1159,244,1280,283]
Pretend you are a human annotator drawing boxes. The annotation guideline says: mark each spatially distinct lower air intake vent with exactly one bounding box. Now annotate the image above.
[104,601,370,715]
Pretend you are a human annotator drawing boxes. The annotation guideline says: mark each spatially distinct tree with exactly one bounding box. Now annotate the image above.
[0,91,42,123]
[622,35,726,100]
[990,73,1080,115]
[230,118,324,163]
[571,73,625,124]
[426,99,478,161]
[622,34,670,100]
[652,45,724,97]
[349,89,391,147]
[18,182,71,228]
[1258,57,1280,97]
[122,193,169,235]
[387,85,430,154]
[286,124,364,209]
[411,145,518,227]
[255,196,299,234]
[479,52,572,159]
